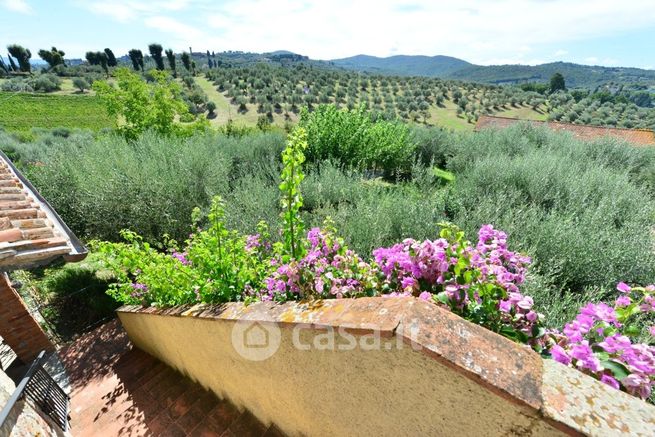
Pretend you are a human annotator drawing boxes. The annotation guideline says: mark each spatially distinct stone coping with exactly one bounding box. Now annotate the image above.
[118,297,655,436]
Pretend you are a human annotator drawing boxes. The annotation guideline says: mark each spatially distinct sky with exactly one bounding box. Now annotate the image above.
[1,0,654,68]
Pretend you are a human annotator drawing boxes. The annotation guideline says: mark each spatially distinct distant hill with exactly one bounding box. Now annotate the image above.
[96,49,655,89]
[330,55,472,77]
[447,62,655,88]
[329,55,655,89]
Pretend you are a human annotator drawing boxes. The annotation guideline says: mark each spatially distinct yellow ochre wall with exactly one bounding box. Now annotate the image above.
[118,311,564,437]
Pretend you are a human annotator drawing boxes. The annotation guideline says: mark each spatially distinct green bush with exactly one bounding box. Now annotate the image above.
[2,74,64,93]
[30,74,62,92]
[28,131,231,242]
[445,125,655,294]
[299,104,414,178]
[1,78,33,92]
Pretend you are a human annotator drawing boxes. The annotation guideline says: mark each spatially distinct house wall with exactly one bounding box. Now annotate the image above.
[0,273,54,363]
[117,298,655,436]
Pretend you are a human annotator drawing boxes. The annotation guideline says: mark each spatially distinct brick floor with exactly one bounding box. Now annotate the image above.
[58,319,285,437]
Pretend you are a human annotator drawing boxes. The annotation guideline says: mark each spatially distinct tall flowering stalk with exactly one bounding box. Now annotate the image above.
[279,127,308,260]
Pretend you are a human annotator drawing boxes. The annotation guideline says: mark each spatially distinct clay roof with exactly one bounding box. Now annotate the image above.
[475,115,655,146]
[0,151,86,271]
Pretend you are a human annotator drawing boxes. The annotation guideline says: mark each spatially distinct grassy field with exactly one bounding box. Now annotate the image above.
[195,76,297,127]
[496,104,549,121]
[429,100,474,131]
[0,91,112,132]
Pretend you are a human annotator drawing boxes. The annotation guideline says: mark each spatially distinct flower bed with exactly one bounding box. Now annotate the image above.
[95,127,655,401]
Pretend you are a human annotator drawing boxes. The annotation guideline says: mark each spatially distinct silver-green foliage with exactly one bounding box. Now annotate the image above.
[299,104,414,178]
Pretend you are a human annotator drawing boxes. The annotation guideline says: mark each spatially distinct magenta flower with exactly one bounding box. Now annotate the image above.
[129,282,148,299]
[550,345,571,366]
[616,282,632,293]
[245,234,261,251]
[570,342,602,373]
[580,302,617,324]
[598,334,631,354]
[615,295,631,308]
[498,299,512,313]
[418,291,432,301]
[171,251,190,266]
[517,296,534,310]
[401,277,417,290]
[600,374,620,390]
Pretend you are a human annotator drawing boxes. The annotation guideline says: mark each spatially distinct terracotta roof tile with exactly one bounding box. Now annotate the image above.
[475,115,655,146]
[0,151,86,270]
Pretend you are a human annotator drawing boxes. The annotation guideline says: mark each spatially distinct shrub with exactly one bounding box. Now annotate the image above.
[94,198,272,306]
[72,77,90,93]
[299,104,414,178]
[1,78,33,92]
[23,122,655,331]
[93,67,207,139]
[445,125,655,294]
[29,74,62,92]
[28,131,232,242]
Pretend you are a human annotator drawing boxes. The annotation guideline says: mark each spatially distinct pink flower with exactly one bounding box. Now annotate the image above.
[498,300,512,313]
[598,334,631,354]
[418,291,432,301]
[171,251,190,266]
[649,326,655,337]
[517,296,534,310]
[622,374,652,399]
[525,311,538,322]
[600,374,620,390]
[614,295,631,308]
[550,345,571,366]
[580,303,617,324]
[616,282,631,293]
[570,342,602,373]
[401,277,417,290]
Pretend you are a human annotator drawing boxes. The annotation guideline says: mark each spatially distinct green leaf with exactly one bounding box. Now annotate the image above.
[600,359,630,380]
[623,325,641,337]
[531,325,546,339]
[435,292,449,305]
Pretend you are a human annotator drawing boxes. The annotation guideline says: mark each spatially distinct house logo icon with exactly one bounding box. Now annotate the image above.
[231,321,281,361]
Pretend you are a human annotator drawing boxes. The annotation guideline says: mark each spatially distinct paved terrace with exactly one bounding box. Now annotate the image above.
[58,319,285,437]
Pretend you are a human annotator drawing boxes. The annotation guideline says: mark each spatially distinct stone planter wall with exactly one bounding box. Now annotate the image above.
[117,297,655,436]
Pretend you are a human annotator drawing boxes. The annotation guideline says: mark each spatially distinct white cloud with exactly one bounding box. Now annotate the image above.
[87,2,135,22]
[82,0,193,22]
[583,56,619,66]
[199,0,655,63]
[74,0,655,65]
[144,15,203,41]
[2,0,32,14]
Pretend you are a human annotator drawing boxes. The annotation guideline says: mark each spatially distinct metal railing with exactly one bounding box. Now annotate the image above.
[30,282,119,345]
[0,338,17,371]
[0,350,69,432]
